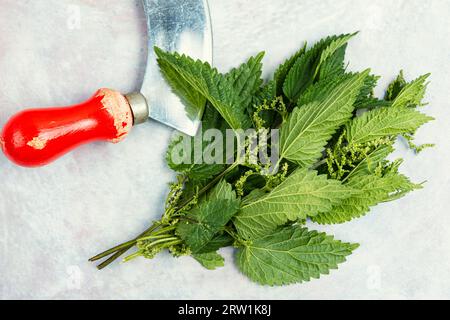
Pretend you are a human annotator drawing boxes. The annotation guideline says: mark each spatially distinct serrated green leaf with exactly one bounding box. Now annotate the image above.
[298,72,384,109]
[241,189,268,205]
[301,72,386,111]
[186,164,226,181]
[234,169,352,240]
[177,198,240,253]
[225,52,265,113]
[253,80,277,106]
[318,44,347,80]
[236,226,358,286]
[298,73,351,105]
[391,73,430,108]
[166,104,227,180]
[314,32,357,78]
[344,144,394,181]
[195,233,234,254]
[283,34,356,102]
[346,106,434,145]
[207,179,236,201]
[354,74,380,109]
[166,133,225,180]
[177,181,240,253]
[312,173,421,224]
[157,56,206,119]
[280,71,369,167]
[354,97,391,110]
[193,252,225,270]
[155,47,263,130]
[385,71,407,101]
[274,43,307,96]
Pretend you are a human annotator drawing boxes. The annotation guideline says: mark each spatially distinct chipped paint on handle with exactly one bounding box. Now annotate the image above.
[0,89,133,167]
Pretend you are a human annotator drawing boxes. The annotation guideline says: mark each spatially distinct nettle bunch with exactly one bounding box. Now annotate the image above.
[91,33,434,286]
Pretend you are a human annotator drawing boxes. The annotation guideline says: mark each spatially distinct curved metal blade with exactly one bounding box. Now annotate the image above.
[141,0,212,136]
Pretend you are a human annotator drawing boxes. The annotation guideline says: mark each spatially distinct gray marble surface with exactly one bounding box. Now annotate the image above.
[1,0,449,300]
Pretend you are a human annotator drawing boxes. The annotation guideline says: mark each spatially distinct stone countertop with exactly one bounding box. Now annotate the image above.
[1,0,449,299]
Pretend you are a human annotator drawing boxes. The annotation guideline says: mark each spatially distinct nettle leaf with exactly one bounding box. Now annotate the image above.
[298,73,354,105]
[314,32,357,78]
[301,71,386,111]
[391,73,430,108]
[345,144,394,181]
[166,137,225,181]
[312,173,421,224]
[177,181,240,253]
[195,233,234,254]
[177,199,240,253]
[253,80,277,106]
[385,71,408,101]
[274,43,307,96]
[236,226,358,286]
[193,252,225,270]
[346,106,434,145]
[155,47,263,130]
[280,71,369,167]
[207,179,236,201]
[283,33,356,102]
[300,71,383,108]
[225,53,265,112]
[184,163,226,181]
[318,43,347,80]
[157,55,207,118]
[354,97,391,110]
[233,169,352,240]
[354,74,381,109]
[166,104,228,180]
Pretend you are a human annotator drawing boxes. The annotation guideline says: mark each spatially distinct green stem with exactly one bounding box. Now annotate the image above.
[89,239,138,262]
[122,251,142,263]
[158,240,183,248]
[122,239,183,263]
[97,249,130,270]
[89,222,159,264]
[150,225,177,236]
[137,227,178,241]
[137,234,173,242]
[147,237,179,247]
[91,161,240,269]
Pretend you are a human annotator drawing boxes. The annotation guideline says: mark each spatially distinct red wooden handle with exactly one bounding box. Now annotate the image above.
[1,89,133,167]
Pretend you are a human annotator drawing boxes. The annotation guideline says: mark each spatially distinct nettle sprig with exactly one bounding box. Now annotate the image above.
[90,33,434,286]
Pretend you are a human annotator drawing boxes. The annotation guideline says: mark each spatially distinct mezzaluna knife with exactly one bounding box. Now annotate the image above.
[0,0,212,167]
